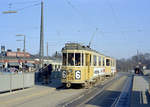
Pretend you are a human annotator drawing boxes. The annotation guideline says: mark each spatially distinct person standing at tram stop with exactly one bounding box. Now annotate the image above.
[43,64,53,84]
[43,64,48,84]
[48,64,52,83]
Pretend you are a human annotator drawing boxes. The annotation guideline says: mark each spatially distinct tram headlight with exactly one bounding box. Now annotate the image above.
[62,70,67,79]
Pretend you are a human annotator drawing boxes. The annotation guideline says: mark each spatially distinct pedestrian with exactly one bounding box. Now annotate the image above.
[43,64,48,84]
[48,64,53,83]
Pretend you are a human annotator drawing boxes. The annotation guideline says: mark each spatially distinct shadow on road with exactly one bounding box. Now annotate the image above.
[85,90,121,107]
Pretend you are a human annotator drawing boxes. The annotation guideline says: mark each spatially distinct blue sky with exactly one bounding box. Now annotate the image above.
[0,0,150,59]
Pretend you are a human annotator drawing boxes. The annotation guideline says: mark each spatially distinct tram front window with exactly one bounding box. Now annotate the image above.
[68,53,74,66]
[75,53,81,66]
[106,59,110,66]
[63,53,67,66]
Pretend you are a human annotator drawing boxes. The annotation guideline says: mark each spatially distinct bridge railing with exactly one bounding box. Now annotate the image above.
[0,72,34,93]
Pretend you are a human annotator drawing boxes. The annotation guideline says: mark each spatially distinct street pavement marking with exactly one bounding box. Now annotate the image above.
[0,88,55,105]
[142,91,148,104]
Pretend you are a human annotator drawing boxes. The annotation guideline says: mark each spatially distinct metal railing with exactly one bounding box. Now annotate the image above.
[0,72,34,93]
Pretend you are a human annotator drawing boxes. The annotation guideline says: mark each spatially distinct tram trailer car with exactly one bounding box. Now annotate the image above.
[61,43,116,88]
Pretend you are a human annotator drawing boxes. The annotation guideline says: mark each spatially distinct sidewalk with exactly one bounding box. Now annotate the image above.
[0,78,63,107]
[131,75,150,107]
[36,78,63,89]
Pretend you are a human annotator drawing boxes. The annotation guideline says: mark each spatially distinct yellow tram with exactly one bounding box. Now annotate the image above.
[61,43,116,88]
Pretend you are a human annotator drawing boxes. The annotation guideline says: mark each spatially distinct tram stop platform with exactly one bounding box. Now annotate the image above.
[131,75,150,107]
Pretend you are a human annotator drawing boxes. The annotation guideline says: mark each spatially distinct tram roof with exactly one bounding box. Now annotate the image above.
[62,43,113,59]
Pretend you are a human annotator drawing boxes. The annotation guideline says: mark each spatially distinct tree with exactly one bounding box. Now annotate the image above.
[117,53,150,72]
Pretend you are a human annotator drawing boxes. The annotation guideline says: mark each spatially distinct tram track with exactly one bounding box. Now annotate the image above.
[111,75,133,107]
[60,73,129,107]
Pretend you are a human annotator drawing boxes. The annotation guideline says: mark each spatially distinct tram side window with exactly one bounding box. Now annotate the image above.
[99,56,101,66]
[63,53,67,66]
[106,59,110,66]
[68,53,74,66]
[93,55,97,66]
[75,53,81,66]
[103,57,105,66]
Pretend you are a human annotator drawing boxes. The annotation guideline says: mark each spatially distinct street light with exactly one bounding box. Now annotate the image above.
[16,34,26,90]
[16,34,26,56]
[2,3,17,14]
[2,10,17,14]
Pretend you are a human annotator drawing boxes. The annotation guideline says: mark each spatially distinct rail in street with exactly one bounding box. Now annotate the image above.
[61,73,128,107]
[112,75,133,107]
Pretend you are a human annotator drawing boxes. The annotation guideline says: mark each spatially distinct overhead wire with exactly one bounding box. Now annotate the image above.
[10,0,40,5]
[106,0,120,26]
[64,0,98,29]
[6,0,41,12]
[106,0,129,41]
[106,0,142,34]
[16,2,41,11]
[65,0,77,11]
[64,0,101,46]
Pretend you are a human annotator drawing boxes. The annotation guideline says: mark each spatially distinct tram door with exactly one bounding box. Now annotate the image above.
[86,53,91,80]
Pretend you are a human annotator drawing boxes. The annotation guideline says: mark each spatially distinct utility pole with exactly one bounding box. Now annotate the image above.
[39,1,44,68]
[137,50,140,65]
[47,42,48,57]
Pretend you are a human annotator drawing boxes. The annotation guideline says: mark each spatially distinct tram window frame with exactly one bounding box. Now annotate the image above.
[99,56,101,66]
[82,53,84,66]
[103,57,105,66]
[93,55,97,66]
[90,55,92,66]
[110,60,111,66]
[75,53,81,66]
[68,53,74,66]
[53,65,55,70]
[85,54,88,66]
[62,53,67,66]
[106,59,110,66]
[55,65,57,71]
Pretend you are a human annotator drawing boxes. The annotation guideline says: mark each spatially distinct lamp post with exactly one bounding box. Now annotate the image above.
[16,34,26,56]
[16,34,26,89]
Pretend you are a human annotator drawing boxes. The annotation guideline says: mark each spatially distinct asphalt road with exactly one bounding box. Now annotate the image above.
[0,84,85,107]
[64,75,128,107]
[0,72,128,107]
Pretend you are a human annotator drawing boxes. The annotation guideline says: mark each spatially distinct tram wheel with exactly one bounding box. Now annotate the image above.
[66,83,71,88]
